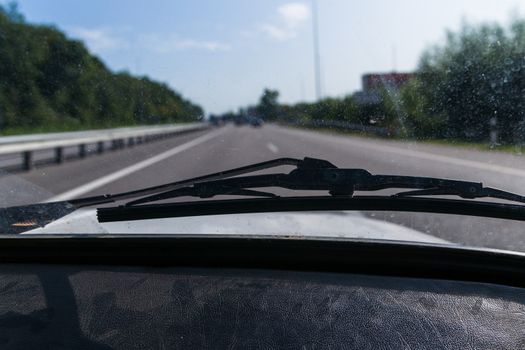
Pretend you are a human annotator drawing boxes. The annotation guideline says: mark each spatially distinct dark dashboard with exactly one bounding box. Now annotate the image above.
[0,235,523,349]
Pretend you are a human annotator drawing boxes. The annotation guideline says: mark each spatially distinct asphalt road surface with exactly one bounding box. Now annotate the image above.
[5,124,525,252]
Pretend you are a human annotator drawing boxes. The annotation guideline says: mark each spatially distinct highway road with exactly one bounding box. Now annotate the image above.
[5,124,525,251]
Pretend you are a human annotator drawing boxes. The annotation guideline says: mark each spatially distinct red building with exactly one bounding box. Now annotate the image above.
[362,72,415,92]
[353,72,415,106]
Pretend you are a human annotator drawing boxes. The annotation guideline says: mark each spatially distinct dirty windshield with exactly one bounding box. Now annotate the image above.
[2,0,525,251]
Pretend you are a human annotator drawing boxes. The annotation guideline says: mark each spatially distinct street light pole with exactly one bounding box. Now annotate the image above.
[312,0,322,101]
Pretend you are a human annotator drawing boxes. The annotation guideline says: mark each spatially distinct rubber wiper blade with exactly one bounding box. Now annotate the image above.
[121,157,525,207]
[0,158,304,234]
[67,157,304,208]
[98,196,525,223]
[8,156,525,233]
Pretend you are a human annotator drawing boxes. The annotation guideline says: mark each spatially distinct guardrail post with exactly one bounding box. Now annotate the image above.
[128,137,135,147]
[111,140,119,150]
[23,151,32,171]
[55,147,63,164]
[97,141,104,154]
[79,144,86,158]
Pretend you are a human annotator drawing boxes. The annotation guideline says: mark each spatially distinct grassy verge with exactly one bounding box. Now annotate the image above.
[419,138,525,154]
[0,121,177,136]
[287,124,525,155]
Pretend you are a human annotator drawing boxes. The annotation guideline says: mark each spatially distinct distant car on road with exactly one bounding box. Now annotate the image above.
[249,117,263,127]
[234,116,263,127]
[209,115,222,126]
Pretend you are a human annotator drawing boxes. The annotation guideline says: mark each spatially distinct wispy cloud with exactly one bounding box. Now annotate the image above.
[260,24,297,41]
[69,27,229,54]
[68,27,129,52]
[259,2,311,41]
[139,34,230,53]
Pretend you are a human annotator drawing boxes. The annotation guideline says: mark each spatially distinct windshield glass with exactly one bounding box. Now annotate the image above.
[2,0,525,251]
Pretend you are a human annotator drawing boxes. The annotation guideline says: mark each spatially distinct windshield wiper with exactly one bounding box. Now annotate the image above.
[120,157,525,206]
[0,158,302,234]
[5,156,525,233]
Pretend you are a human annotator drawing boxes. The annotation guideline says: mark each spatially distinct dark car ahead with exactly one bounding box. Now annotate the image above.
[249,116,263,127]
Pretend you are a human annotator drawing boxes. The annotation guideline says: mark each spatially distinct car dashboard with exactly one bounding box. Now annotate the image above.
[0,235,523,349]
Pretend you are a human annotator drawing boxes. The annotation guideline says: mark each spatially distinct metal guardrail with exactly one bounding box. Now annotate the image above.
[0,123,209,171]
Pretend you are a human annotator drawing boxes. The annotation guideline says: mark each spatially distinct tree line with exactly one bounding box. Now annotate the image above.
[222,18,525,144]
[0,2,203,134]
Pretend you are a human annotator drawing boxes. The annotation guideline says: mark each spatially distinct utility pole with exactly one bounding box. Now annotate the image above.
[312,0,322,101]
[490,116,498,146]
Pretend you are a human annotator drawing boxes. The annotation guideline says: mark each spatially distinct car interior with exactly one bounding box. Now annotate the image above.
[0,235,524,349]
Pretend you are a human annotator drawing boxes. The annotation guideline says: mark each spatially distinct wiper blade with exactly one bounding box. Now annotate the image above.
[98,196,525,223]
[67,157,302,208]
[5,156,525,233]
[0,158,301,233]
[122,157,525,206]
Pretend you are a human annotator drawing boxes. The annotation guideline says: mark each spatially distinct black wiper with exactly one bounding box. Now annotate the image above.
[0,158,301,233]
[121,157,525,206]
[5,156,525,233]
[67,157,302,208]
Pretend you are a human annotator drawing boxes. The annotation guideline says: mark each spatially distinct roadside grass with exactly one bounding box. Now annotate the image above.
[289,124,525,155]
[0,121,182,136]
[421,138,525,154]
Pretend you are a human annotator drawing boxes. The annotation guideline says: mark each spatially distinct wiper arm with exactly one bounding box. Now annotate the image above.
[67,157,303,208]
[122,157,525,206]
[0,158,302,233]
[5,156,525,233]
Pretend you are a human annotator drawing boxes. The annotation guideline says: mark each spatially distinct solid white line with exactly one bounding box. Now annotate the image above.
[46,128,227,202]
[266,142,279,154]
[276,127,525,178]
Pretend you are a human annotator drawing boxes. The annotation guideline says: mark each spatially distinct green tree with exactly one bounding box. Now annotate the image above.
[4,1,23,22]
[416,20,525,143]
[397,79,446,139]
[256,89,280,121]
[0,4,203,134]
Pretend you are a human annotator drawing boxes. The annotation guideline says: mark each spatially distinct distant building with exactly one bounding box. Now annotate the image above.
[362,72,415,92]
[354,72,415,106]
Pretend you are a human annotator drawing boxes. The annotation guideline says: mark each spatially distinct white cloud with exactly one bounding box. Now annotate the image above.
[170,39,230,51]
[260,2,311,41]
[260,24,297,41]
[278,2,311,28]
[69,27,128,52]
[139,34,230,53]
[69,28,229,54]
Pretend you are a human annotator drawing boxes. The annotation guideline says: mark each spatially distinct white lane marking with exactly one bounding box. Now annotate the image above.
[276,127,525,178]
[266,142,279,154]
[46,128,227,202]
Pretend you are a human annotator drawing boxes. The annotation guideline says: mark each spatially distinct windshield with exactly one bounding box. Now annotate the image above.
[2,0,525,251]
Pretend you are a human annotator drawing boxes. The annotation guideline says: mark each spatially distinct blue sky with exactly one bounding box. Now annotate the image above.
[12,0,525,114]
